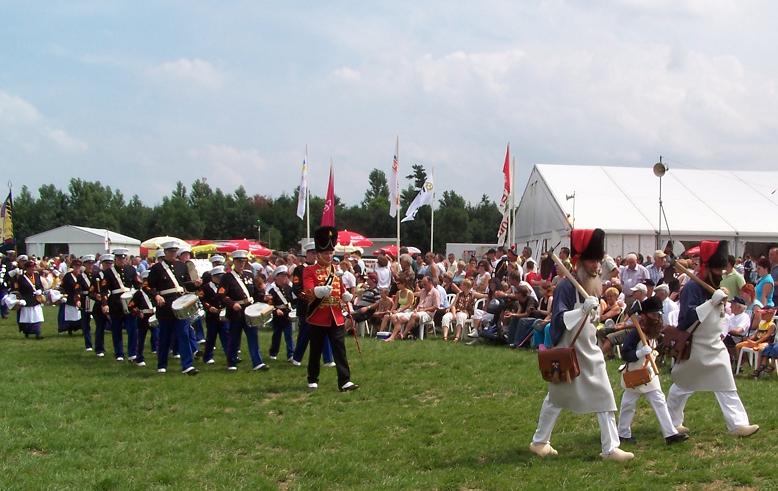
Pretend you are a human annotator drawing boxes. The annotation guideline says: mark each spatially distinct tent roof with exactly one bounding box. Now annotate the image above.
[25,225,141,245]
[534,164,778,238]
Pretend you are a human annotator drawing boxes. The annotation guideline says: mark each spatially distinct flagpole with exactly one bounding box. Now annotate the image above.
[510,155,516,247]
[395,136,400,252]
[430,165,435,253]
[305,144,311,240]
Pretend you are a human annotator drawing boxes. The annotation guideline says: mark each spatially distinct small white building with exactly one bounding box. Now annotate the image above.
[25,225,141,258]
[514,164,778,260]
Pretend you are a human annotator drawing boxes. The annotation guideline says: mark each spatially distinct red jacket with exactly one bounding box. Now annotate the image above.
[303,263,345,327]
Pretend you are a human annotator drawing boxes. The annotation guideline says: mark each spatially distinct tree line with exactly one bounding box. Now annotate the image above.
[12,165,503,253]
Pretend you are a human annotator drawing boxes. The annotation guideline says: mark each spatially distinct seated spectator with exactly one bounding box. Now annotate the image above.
[722,296,752,363]
[599,287,624,324]
[378,277,415,333]
[739,283,757,316]
[755,335,778,378]
[474,260,492,294]
[525,259,541,287]
[505,285,540,348]
[339,260,357,295]
[370,288,395,333]
[346,273,380,332]
[735,307,775,377]
[452,260,467,285]
[441,279,484,341]
[597,283,647,359]
[386,276,439,341]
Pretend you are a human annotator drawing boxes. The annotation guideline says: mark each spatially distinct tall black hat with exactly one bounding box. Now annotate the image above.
[314,226,338,252]
[571,228,605,262]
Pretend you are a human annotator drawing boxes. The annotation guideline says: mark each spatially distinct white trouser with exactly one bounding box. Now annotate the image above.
[532,394,620,454]
[441,311,468,329]
[618,389,678,439]
[666,383,750,431]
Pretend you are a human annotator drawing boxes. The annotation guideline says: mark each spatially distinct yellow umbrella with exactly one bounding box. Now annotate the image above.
[191,243,218,255]
[141,236,185,250]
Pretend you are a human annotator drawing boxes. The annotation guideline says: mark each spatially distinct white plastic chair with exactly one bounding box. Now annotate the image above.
[735,347,759,375]
[463,298,486,338]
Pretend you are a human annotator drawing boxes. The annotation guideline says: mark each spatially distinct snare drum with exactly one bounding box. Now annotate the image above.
[172,293,200,320]
[244,302,273,327]
[120,291,135,314]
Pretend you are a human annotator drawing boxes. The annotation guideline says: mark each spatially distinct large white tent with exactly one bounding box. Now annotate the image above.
[514,164,778,259]
[25,225,141,258]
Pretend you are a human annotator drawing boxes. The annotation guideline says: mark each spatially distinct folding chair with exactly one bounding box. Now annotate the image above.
[463,298,485,338]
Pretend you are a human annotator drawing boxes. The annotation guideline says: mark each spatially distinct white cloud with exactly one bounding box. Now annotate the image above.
[149,58,224,90]
[332,66,361,82]
[0,89,88,153]
[189,144,266,189]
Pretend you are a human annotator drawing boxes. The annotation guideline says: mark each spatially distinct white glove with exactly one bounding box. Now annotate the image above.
[8,268,20,277]
[582,296,599,312]
[314,286,333,299]
[34,289,43,296]
[711,289,727,306]
[19,300,27,307]
[342,291,353,303]
[636,345,652,358]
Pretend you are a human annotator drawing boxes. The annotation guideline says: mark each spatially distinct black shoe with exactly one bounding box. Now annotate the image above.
[666,433,689,445]
[619,436,637,445]
[35,335,44,340]
[339,381,359,392]
[183,366,199,376]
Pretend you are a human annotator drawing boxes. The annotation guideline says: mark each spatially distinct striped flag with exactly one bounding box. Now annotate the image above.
[497,144,511,244]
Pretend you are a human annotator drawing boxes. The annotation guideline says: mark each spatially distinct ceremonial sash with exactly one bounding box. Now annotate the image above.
[160,261,183,295]
[231,271,252,303]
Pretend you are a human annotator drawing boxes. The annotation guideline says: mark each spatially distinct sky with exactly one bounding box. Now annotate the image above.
[2,1,778,207]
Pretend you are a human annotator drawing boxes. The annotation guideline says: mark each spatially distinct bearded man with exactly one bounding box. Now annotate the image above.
[666,240,759,438]
[530,229,634,462]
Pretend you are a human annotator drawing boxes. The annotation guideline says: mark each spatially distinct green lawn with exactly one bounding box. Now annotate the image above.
[1,308,776,490]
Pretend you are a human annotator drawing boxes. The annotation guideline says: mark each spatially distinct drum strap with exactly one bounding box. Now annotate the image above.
[23,273,37,291]
[140,289,153,310]
[110,267,128,293]
[231,271,253,303]
[209,282,218,293]
[273,284,290,307]
[161,261,182,293]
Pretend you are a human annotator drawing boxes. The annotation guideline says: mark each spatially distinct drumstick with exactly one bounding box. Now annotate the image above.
[672,259,716,295]
[628,314,661,375]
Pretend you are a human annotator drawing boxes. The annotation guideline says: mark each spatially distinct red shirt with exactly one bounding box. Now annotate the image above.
[303,262,345,327]
[525,271,541,285]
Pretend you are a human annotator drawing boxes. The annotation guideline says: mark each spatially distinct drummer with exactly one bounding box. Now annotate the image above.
[177,244,205,352]
[147,241,200,375]
[200,265,230,365]
[78,255,96,352]
[16,259,46,339]
[100,248,142,362]
[219,249,268,372]
[130,270,157,367]
[60,256,83,335]
[92,255,112,357]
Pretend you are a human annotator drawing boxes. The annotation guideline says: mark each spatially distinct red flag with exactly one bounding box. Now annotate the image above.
[497,143,511,243]
[321,162,335,226]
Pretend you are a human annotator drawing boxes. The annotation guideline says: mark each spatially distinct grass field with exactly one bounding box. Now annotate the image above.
[1,307,777,490]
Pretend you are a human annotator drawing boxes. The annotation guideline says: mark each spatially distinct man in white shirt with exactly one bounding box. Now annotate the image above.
[654,284,678,327]
[723,296,751,362]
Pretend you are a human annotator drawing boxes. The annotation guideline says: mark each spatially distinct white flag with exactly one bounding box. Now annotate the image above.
[389,137,400,218]
[401,178,434,222]
[104,230,111,252]
[296,152,308,220]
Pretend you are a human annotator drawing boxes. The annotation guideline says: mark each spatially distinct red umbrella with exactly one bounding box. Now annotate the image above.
[338,230,373,247]
[684,245,700,257]
[217,239,272,257]
[372,245,421,257]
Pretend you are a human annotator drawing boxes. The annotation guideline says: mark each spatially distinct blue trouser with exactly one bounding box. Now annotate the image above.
[80,311,93,349]
[0,288,8,318]
[189,322,199,353]
[157,317,194,371]
[110,313,138,359]
[293,319,333,364]
[193,317,205,342]
[136,315,158,363]
[204,315,229,362]
[94,312,108,354]
[228,317,262,368]
[533,322,553,348]
[270,316,295,359]
[57,303,66,332]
